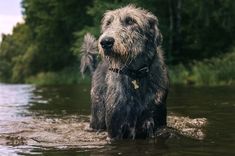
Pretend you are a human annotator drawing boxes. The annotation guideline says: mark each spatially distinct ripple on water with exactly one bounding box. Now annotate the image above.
[0,84,35,120]
[0,84,213,155]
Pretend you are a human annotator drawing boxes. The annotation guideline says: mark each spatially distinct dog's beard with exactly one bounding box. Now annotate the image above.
[105,50,144,70]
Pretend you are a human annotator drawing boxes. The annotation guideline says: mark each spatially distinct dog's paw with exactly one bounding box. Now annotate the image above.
[141,119,155,138]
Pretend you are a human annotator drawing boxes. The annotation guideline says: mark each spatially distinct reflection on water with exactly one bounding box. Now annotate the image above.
[0,84,34,121]
[29,84,91,116]
[0,83,235,155]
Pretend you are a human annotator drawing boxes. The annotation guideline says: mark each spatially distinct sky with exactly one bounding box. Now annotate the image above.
[0,0,23,41]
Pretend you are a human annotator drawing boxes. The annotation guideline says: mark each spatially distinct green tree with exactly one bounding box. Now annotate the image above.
[21,0,93,73]
[0,23,33,82]
[179,0,235,62]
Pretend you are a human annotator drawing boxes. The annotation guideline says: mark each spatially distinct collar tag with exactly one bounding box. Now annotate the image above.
[131,80,139,89]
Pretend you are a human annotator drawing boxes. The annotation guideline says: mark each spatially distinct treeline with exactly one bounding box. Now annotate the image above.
[0,0,235,83]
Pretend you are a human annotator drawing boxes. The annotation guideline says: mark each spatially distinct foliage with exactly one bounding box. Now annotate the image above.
[179,0,235,62]
[21,0,93,72]
[0,0,235,85]
[169,49,235,86]
[0,23,33,82]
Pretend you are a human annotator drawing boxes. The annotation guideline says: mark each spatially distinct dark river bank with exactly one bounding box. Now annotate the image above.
[0,83,234,155]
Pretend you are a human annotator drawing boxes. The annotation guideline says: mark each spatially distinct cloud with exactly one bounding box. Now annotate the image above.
[0,14,23,41]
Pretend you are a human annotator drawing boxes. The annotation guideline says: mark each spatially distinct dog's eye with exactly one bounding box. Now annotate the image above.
[125,17,135,26]
[106,20,111,26]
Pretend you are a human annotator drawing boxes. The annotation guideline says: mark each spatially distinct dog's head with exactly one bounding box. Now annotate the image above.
[98,5,162,65]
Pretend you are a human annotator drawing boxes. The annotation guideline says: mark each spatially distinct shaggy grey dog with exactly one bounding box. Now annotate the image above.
[80,5,169,139]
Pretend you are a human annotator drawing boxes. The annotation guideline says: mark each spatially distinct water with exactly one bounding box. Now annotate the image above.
[0,83,235,155]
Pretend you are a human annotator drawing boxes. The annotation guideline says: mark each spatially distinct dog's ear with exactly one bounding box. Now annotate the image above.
[147,14,163,47]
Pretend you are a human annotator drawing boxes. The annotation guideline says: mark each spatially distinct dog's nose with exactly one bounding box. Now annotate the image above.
[100,37,115,49]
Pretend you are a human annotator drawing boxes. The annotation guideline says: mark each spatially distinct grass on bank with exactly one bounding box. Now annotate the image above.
[25,67,90,85]
[169,50,235,86]
[23,49,235,86]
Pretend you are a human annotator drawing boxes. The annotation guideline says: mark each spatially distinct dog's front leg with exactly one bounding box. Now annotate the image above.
[104,79,141,140]
[105,101,139,140]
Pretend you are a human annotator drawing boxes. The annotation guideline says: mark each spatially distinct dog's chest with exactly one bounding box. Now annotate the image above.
[106,72,154,103]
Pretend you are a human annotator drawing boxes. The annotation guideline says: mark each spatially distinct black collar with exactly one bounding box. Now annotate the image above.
[108,53,156,79]
[109,66,150,79]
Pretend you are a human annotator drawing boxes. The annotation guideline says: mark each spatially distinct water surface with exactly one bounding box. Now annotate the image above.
[0,83,234,155]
